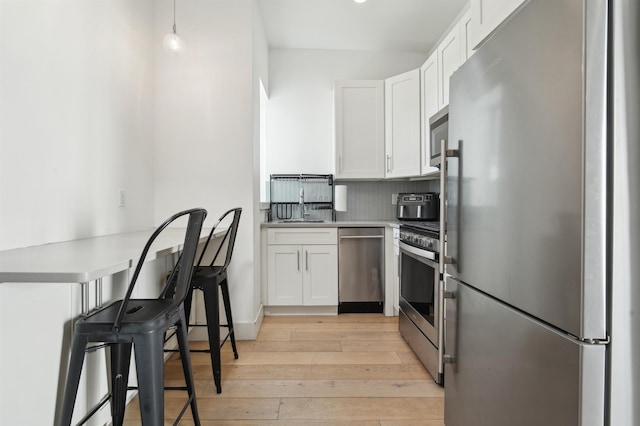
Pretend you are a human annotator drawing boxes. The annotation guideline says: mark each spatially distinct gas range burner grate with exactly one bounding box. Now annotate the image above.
[400,221,441,234]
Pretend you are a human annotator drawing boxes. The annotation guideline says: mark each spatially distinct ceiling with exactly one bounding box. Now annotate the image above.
[256,0,469,53]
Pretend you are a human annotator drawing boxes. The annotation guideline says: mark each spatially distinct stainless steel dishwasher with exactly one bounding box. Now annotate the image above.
[338,227,385,313]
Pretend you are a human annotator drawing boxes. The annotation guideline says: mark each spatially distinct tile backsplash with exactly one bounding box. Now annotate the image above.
[334,180,439,221]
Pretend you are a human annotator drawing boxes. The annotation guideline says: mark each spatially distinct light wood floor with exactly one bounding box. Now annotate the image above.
[124,314,444,425]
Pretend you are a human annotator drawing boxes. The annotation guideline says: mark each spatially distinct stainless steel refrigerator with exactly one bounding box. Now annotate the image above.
[444,0,639,425]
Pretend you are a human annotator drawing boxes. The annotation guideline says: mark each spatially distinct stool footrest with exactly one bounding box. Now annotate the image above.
[172,392,196,426]
[163,329,234,353]
[165,386,189,391]
[74,392,112,426]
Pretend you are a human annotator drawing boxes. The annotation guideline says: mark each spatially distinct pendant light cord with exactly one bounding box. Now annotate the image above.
[173,0,177,34]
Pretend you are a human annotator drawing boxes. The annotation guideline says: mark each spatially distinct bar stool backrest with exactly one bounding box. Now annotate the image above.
[195,207,242,272]
[112,207,207,332]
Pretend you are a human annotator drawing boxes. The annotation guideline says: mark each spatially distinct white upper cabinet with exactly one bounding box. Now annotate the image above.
[385,69,421,178]
[334,80,385,179]
[420,51,440,176]
[459,7,475,61]
[437,24,463,108]
[468,0,527,50]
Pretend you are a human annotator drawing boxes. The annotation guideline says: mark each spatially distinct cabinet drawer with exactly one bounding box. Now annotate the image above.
[267,228,337,245]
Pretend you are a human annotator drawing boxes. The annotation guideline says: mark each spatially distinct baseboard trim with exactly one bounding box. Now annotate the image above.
[188,304,265,341]
[263,305,338,316]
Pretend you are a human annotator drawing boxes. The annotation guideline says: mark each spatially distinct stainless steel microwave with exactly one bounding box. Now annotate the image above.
[429,106,448,167]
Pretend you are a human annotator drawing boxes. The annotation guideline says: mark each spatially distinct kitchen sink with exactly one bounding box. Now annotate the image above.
[277,218,325,223]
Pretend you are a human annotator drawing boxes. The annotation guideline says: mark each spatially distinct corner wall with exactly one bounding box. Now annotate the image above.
[153,0,266,335]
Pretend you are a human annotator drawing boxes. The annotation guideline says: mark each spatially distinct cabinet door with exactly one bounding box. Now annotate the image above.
[303,245,338,306]
[335,81,385,179]
[267,245,303,305]
[469,0,527,50]
[459,7,475,61]
[438,25,462,108]
[385,69,421,178]
[420,52,440,176]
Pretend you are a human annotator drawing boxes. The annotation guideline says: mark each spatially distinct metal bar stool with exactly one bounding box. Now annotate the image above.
[167,207,241,394]
[57,208,207,426]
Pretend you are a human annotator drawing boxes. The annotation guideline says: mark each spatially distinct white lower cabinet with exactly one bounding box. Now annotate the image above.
[267,228,338,307]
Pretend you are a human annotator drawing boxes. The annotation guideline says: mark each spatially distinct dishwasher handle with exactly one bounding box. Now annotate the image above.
[339,235,384,240]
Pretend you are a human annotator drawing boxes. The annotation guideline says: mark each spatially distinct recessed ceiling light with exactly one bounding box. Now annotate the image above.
[354,0,367,4]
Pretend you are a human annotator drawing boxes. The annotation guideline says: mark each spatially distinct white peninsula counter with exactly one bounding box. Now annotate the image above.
[0,228,210,425]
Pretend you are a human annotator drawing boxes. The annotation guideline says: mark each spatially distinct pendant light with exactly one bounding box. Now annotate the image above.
[162,0,185,53]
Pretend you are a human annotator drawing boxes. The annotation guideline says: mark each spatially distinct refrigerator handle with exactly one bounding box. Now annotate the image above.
[442,138,461,269]
[443,277,459,368]
[439,138,447,275]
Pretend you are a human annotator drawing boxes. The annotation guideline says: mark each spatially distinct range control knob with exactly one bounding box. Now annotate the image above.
[425,240,434,249]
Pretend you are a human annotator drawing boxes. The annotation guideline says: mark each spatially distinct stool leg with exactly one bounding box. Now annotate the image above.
[183,285,195,327]
[133,330,165,425]
[202,281,222,393]
[58,334,88,426]
[220,278,238,359]
[177,307,201,425]
[109,342,132,426]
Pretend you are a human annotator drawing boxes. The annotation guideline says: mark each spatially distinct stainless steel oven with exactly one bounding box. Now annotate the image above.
[398,222,443,384]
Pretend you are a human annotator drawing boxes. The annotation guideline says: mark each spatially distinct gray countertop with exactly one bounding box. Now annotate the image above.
[0,228,213,284]
[262,220,399,228]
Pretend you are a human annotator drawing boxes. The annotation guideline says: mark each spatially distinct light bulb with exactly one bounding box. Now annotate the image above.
[163,32,185,53]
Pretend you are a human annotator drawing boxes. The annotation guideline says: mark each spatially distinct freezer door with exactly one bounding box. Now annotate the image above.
[444,278,605,426]
[446,0,607,339]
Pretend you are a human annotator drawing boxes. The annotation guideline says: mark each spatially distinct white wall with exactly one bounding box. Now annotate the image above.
[0,0,155,251]
[251,1,269,320]
[153,0,267,332]
[266,49,426,176]
[0,0,266,330]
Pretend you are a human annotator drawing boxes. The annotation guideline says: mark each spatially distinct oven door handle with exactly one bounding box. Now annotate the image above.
[399,241,437,262]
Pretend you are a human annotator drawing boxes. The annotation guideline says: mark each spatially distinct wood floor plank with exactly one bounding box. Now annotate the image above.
[128,315,443,424]
[236,340,344,353]
[255,328,292,341]
[166,363,432,381]
[396,350,422,365]
[260,321,400,332]
[197,350,404,366]
[291,329,404,341]
[125,397,281,421]
[262,314,397,324]
[341,340,412,352]
[277,397,444,420]
[200,421,380,426]
[191,379,443,398]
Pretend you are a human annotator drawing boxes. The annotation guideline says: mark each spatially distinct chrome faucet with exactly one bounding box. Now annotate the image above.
[299,187,307,218]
